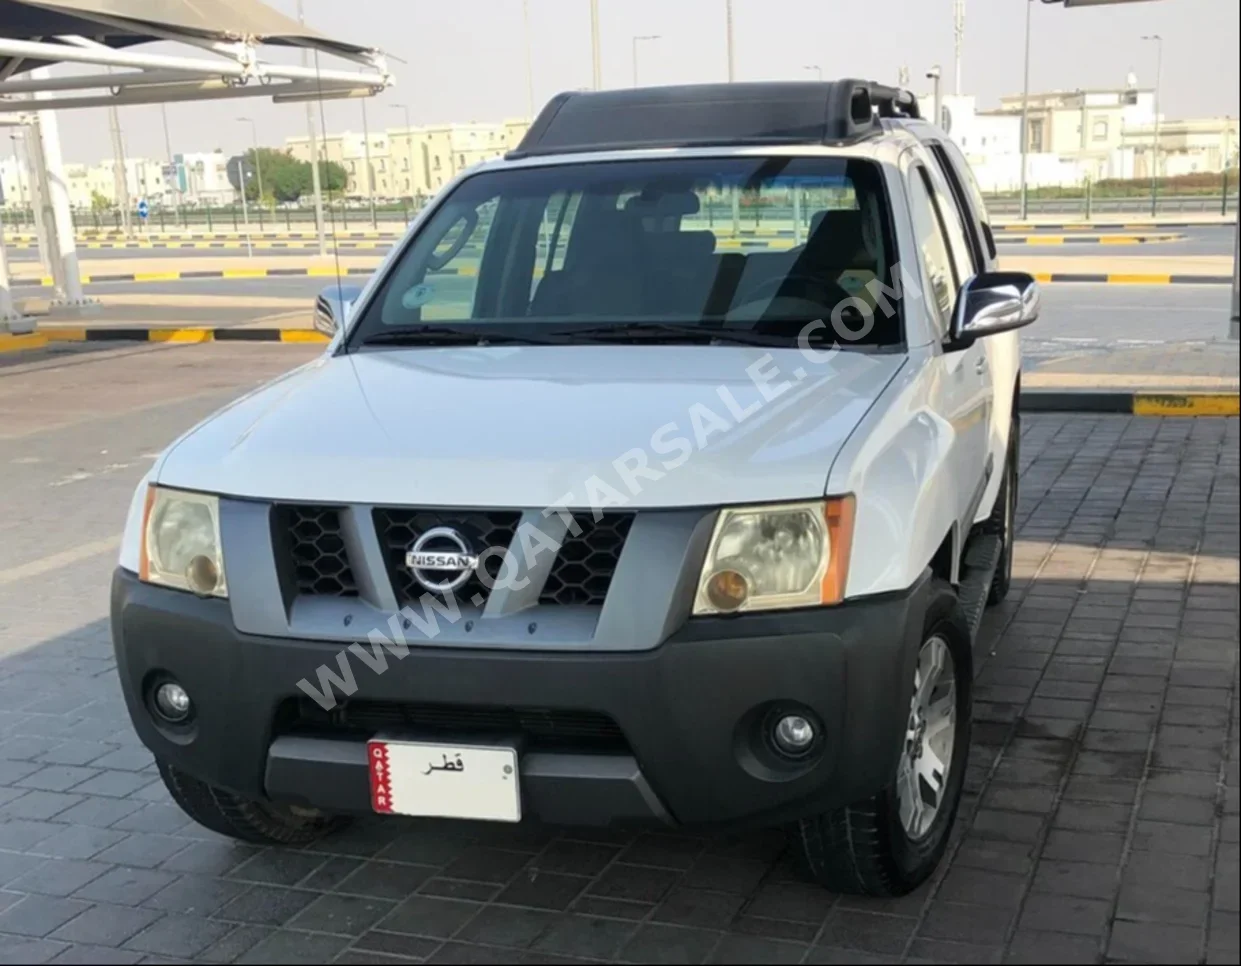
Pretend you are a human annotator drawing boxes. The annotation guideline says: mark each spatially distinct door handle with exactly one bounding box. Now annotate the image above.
[975,357,987,374]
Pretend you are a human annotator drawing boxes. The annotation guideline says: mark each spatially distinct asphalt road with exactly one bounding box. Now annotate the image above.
[7,225,1236,262]
[997,225,1236,258]
[0,341,1237,964]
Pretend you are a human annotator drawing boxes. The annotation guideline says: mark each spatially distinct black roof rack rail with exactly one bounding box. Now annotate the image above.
[508,79,920,160]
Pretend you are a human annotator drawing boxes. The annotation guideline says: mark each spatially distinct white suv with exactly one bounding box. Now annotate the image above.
[113,80,1037,896]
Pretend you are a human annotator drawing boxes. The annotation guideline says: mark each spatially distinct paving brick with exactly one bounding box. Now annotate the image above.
[142,874,250,917]
[938,868,1027,909]
[214,886,318,927]
[652,888,745,930]
[1123,850,1212,892]
[0,895,93,938]
[617,834,706,872]
[1042,830,1127,866]
[531,914,638,960]
[1132,820,1214,856]
[48,903,162,947]
[970,809,1045,844]
[586,863,679,904]
[417,876,503,903]
[1031,860,1120,901]
[1003,929,1103,964]
[92,835,190,870]
[373,895,482,940]
[234,930,351,964]
[1018,895,1111,937]
[1052,801,1132,833]
[529,840,620,877]
[1116,882,1210,927]
[905,937,1003,964]
[681,854,768,895]
[31,825,128,860]
[742,881,837,924]
[918,901,1014,946]
[495,870,589,911]
[619,923,721,964]
[0,938,70,965]
[44,944,143,964]
[287,893,396,937]
[952,839,1037,877]
[227,850,327,887]
[121,916,234,958]
[706,933,806,964]
[1139,792,1218,825]
[1108,920,1202,964]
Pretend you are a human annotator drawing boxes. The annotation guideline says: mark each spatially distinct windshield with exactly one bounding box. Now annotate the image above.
[347,156,900,348]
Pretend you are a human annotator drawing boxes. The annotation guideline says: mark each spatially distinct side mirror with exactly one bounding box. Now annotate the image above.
[949,271,1040,349]
[313,285,364,335]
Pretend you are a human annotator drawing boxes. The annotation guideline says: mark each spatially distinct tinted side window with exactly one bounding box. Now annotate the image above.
[931,140,997,262]
[920,161,976,280]
[907,167,958,335]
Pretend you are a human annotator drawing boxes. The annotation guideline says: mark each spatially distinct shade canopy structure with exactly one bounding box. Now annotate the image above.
[0,0,391,112]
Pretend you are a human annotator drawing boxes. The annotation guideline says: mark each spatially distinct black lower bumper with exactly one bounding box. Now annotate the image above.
[111,568,931,828]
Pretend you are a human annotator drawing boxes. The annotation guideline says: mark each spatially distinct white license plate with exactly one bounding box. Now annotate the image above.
[367,739,521,822]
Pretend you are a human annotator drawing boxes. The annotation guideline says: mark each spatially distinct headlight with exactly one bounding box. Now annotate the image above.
[140,487,228,598]
[693,497,855,616]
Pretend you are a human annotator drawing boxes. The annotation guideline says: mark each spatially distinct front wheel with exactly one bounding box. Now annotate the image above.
[157,759,349,846]
[794,579,972,896]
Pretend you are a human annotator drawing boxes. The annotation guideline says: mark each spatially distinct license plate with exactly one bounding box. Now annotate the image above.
[367,739,521,822]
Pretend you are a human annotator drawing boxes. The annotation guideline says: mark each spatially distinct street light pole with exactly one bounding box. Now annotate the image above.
[107,103,132,236]
[238,117,264,210]
[159,103,182,223]
[360,98,377,227]
[633,35,660,87]
[590,0,602,90]
[927,65,942,130]
[726,0,735,81]
[1142,34,1162,217]
[1019,0,1033,221]
[803,65,823,81]
[523,0,535,117]
[296,0,326,256]
[392,104,416,205]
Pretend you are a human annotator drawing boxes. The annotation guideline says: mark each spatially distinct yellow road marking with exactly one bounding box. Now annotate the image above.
[0,333,48,354]
[148,328,215,343]
[42,328,88,342]
[280,330,331,344]
[1133,394,1240,417]
[133,271,183,282]
[221,268,269,279]
[1106,273,1171,285]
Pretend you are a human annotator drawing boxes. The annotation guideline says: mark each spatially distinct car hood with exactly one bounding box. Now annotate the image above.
[156,345,903,508]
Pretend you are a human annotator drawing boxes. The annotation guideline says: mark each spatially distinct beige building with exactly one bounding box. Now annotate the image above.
[1119,117,1239,179]
[287,119,530,200]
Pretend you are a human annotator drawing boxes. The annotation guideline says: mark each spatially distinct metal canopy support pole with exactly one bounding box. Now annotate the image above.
[725,0,735,81]
[1230,218,1239,340]
[361,99,376,227]
[0,218,34,333]
[1019,0,1032,222]
[30,69,89,308]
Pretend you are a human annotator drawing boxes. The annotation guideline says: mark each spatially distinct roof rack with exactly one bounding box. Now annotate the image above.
[508,79,920,160]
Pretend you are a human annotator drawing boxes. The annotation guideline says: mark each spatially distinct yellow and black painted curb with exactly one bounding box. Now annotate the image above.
[9,267,1229,288]
[996,233,1183,245]
[1021,391,1240,417]
[1,328,329,354]
[4,230,403,243]
[1000,221,1234,231]
[3,239,397,251]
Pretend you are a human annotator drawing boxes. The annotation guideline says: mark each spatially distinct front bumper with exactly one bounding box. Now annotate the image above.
[111,567,931,828]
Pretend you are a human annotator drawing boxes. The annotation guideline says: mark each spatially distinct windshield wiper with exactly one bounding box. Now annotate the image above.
[360,327,569,347]
[555,322,799,348]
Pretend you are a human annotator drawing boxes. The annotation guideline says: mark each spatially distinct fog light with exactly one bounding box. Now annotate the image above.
[154,682,192,722]
[706,569,749,612]
[186,554,221,595]
[773,714,816,756]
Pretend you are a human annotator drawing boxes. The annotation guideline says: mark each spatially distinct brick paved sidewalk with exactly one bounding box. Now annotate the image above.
[0,414,1237,965]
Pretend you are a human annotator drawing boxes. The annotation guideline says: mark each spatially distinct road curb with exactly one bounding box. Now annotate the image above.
[33,327,332,345]
[10,268,1227,288]
[1021,391,1240,416]
[999,221,1235,231]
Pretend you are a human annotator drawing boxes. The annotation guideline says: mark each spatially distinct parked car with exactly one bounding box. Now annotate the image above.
[112,80,1036,896]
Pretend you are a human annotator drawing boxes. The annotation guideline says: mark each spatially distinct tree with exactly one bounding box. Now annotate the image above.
[90,189,112,213]
[227,147,349,203]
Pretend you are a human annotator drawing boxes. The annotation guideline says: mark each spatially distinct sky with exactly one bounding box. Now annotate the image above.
[21,0,1241,166]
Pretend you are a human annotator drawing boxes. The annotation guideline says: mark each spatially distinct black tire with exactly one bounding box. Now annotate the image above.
[794,579,972,896]
[986,423,1019,606]
[157,759,349,846]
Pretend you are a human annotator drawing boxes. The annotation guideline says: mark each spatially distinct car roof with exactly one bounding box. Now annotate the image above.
[507,80,923,160]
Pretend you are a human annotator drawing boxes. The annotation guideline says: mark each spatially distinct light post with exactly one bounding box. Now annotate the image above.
[523,0,535,117]
[590,0,602,89]
[1141,34,1162,217]
[803,65,823,81]
[1019,0,1033,221]
[633,35,660,87]
[237,117,264,211]
[726,0,735,81]
[234,157,253,257]
[927,65,942,130]
[392,104,416,206]
[360,98,377,227]
[159,104,182,223]
[296,0,326,255]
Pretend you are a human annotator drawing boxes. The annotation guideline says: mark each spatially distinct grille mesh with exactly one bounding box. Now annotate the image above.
[276,505,359,597]
[540,513,635,606]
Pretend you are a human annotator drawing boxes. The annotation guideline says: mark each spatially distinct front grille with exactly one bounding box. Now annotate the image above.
[540,513,635,606]
[274,505,359,597]
[373,508,521,607]
[282,699,629,753]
